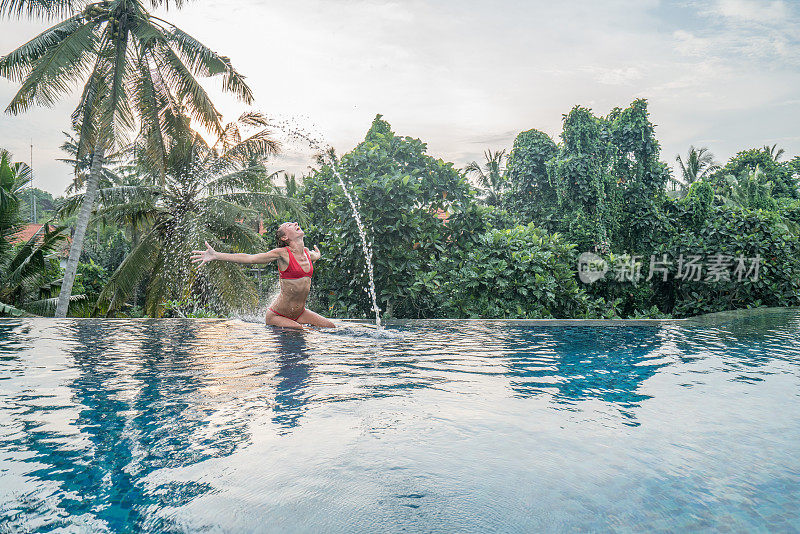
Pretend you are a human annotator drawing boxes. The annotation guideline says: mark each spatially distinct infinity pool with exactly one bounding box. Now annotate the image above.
[1,309,799,532]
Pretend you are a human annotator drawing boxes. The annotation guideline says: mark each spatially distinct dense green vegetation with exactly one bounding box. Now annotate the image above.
[301,102,800,320]
[2,98,798,319]
[0,0,254,317]
[0,150,72,316]
[2,3,798,320]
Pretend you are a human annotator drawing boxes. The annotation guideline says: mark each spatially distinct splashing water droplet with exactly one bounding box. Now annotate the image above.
[264,115,381,328]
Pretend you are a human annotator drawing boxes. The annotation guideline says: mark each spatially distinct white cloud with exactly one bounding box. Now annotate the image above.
[712,0,789,23]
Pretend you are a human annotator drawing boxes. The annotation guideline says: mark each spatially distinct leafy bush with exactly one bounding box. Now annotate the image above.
[303,115,477,318]
[440,224,595,318]
[655,206,800,317]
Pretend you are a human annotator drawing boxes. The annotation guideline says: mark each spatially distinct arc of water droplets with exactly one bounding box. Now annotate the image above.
[267,117,382,328]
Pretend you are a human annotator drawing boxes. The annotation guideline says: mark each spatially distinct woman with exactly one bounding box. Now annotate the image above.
[190,221,335,329]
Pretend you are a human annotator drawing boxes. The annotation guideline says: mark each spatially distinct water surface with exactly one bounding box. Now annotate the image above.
[1,310,799,532]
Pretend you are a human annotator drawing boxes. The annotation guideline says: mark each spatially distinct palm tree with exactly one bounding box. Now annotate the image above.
[58,129,128,194]
[465,149,508,206]
[763,143,785,162]
[717,165,776,211]
[60,113,302,317]
[0,150,72,316]
[675,146,719,189]
[0,0,253,317]
[0,0,185,19]
[0,149,30,256]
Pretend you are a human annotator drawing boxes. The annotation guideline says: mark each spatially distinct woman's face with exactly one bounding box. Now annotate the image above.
[280,222,304,242]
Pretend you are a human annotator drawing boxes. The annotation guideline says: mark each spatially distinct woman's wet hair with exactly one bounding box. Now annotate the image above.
[276,225,288,247]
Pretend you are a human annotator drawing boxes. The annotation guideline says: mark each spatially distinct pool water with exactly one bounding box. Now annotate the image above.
[1,310,799,532]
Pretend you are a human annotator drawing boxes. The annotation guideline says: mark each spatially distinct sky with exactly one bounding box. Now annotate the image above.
[0,0,798,195]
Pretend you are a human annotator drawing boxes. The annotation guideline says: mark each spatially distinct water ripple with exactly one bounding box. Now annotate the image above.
[0,312,799,532]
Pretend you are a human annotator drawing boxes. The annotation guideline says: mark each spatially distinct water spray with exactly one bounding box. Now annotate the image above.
[266,117,382,328]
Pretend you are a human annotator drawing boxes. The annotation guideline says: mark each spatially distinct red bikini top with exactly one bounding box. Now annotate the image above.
[278,247,313,279]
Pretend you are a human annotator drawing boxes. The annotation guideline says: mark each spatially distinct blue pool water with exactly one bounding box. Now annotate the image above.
[1,309,799,532]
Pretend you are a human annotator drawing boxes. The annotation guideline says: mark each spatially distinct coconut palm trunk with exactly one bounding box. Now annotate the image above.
[55,142,104,317]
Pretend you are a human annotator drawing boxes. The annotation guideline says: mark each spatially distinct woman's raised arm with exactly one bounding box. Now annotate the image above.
[191,242,285,266]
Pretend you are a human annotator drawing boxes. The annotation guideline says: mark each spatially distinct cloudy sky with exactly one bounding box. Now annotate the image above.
[0,0,798,195]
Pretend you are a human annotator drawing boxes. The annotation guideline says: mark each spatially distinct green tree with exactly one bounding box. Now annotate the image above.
[58,129,127,194]
[674,146,719,189]
[18,187,55,222]
[546,105,615,252]
[713,147,797,200]
[465,149,507,206]
[606,99,670,252]
[0,149,30,258]
[63,113,300,317]
[303,115,475,318]
[0,150,71,316]
[504,129,558,224]
[717,166,776,211]
[0,0,253,317]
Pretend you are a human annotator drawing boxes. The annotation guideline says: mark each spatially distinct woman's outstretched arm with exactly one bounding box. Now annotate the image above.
[191,241,284,266]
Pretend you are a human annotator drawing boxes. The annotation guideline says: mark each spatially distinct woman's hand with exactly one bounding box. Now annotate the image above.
[190,241,217,266]
[310,245,321,261]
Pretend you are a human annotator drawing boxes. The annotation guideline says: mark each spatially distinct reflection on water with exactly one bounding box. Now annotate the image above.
[0,311,799,532]
[272,330,312,432]
[501,326,674,425]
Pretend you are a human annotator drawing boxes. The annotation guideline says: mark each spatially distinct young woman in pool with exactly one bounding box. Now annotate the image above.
[190,221,336,329]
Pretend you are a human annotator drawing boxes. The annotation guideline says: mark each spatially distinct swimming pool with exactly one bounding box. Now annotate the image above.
[1,309,799,532]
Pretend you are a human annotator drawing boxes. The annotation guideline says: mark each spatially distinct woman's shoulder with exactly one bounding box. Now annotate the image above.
[266,247,290,260]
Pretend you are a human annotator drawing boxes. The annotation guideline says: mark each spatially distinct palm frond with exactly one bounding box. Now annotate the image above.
[129,50,170,179]
[237,111,269,127]
[161,23,253,104]
[4,18,98,114]
[151,40,223,136]
[201,259,257,312]
[7,224,67,288]
[93,199,161,228]
[217,129,280,166]
[0,0,77,20]
[0,14,83,82]
[22,294,85,316]
[204,166,272,195]
[71,54,106,159]
[95,225,161,313]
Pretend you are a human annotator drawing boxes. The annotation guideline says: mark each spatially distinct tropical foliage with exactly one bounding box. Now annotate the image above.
[1,0,798,329]
[59,113,301,317]
[302,115,478,318]
[0,0,254,316]
[441,224,600,318]
[674,146,719,191]
[299,105,800,320]
[0,150,73,316]
[465,149,507,206]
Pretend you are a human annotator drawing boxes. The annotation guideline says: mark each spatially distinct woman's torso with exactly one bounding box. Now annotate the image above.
[271,248,313,315]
